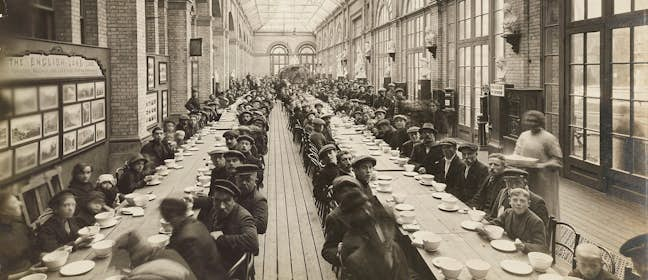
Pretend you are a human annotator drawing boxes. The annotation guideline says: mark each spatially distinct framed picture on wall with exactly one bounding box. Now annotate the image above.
[159,62,167,84]
[62,84,76,104]
[77,82,95,101]
[15,142,38,174]
[0,120,8,149]
[38,85,59,110]
[0,150,12,180]
[161,90,168,118]
[77,125,95,149]
[10,114,42,146]
[13,87,38,115]
[81,102,91,125]
[95,81,105,97]
[95,121,106,141]
[42,111,59,137]
[63,104,82,131]
[39,136,59,164]
[147,57,155,90]
[91,99,105,122]
[63,131,77,155]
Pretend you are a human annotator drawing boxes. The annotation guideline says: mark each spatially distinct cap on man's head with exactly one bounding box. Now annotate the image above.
[419,123,438,134]
[376,119,391,127]
[393,115,408,122]
[375,108,387,115]
[340,190,369,213]
[235,164,260,175]
[224,150,246,160]
[438,138,458,147]
[378,87,386,92]
[395,88,404,92]
[208,147,229,156]
[318,144,337,158]
[620,234,648,259]
[351,155,377,168]
[240,110,252,116]
[314,102,324,108]
[407,126,420,134]
[237,126,251,133]
[179,115,190,120]
[312,118,326,125]
[458,142,479,153]
[223,130,240,139]
[502,167,529,177]
[332,176,362,197]
[212,179,240,197]
[237,135,255,144]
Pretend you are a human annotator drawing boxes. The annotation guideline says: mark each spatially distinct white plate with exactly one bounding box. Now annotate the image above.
[395,204,415,211]
[538,274,564,280]
[414,175,423,181]
[147,181,161,186]
[402,223,420,232]
[461,220,482,231]
[390,157,400,161]
[131,208,144,217]
[491,240,517,252]
[438,203,460,212]
[402,171,418,177]
[120,207,134,215]
[376,187,392,193]
[500,260,533,275]
[377,175,393,181]
[431,192,452,199]
[99,219,119,229]
[183,152,194,156]
[159,227,172,235]
[188,147,199,151]
[172,165,184,169]
[60,260,95,276]
[431,256,458,268]
[419,181,434,187]
[396,218,418,225]
[370,151,382,156]
[174,157,183,162]
[214,143,226,147]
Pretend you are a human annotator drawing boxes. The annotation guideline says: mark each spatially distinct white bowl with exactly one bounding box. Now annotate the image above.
[403,164,415,172]
[441,196,459,208]
[397,158,408,166]
[390,150,400,157]
[399,211,416,224]
[420,174,435,184]
[421,232,442,252]
[439,258,464,279]
[19,273,48,280]
[78,225,100,237]
[160,218,173,232]
[466,259,491,279]
[42,250,69,271]
[94,212,116,227]
[484,225,504,240]
[433,182,447,192]
[164,159,176,167]
[392,193,406,204]
[198,176,211,185]
[92,240,115,258]
[147,234,170,248]
[468,210,486,222]
[528,252,553,272]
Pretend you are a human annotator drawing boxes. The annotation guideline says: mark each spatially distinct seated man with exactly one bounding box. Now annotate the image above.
[234,165,268,234]
[569,243,618,280]
[431,138,466,198]
[337,150,355,177]
[313,144,340,199]
[223,150,245,182]
[309,118,328,150]
[408,123,443,174]
[458,142,489,202]
[620,234,648,279]
[223,130,240,150]
[140,127,174,167]
[468,153,508,214]
[375,119,397,149]
[390,115,410,151]
[489,168,549,226]
[351,155,377,198]
[159,198,226,280]
[236,135,263,168]
[399,126,420,158]
[476,188,547,254]
[208,147,229,181]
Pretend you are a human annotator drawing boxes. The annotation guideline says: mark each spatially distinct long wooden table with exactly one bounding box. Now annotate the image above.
[330,119,403,172]
[335,121,569,280]
[47,113,238,279]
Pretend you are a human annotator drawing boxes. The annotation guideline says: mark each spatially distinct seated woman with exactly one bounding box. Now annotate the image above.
[96,174,119,208]
[117,154,152,194]
[67,163,95,198]
[569,243,618,280]
[0,192,47,280]
[37,191,93,252]
[74,191,107,228]
[476,188,547,253]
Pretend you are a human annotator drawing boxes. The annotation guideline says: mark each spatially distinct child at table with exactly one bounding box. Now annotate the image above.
[96,174,120,208]
[570,243,618,280]
[75,191,109,228]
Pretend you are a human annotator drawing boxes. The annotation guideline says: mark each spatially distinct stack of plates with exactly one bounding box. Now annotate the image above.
[504,154,539,168]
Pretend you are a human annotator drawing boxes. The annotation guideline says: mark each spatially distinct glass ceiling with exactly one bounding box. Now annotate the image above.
[240,0,344,33]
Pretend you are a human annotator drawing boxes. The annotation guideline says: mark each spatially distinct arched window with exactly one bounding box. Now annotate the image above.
[298,45,316,72]
[377,5,390,26]
[228,12,235,31]
[269,44,289,75]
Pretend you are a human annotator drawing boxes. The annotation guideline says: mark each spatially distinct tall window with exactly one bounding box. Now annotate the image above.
[269,45,289,75]
[377,5,390,27]
[405,0,426,14]
[446,1,456,88]
[458,47,471,126]
[298,45,316,73]
[374,27,390,88]
[404,14,425,99]
[31,0,55,40]
[543,0,560,136]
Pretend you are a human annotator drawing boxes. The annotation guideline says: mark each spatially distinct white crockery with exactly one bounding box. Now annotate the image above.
[147,234,170,248]
[403,164,415,172]
[484,225,505,240]
[392,193,406,204]
[94,212,116,227]
[439,258,464,279]
[78,225,100,237]
[528,252,553,272]
[468,209,486,222]
[420,174,435,184]
[91,240,115,258]
[19,273,47,280]
[466,259,491,279]
[399,211,416,224]
[42,250,69,271]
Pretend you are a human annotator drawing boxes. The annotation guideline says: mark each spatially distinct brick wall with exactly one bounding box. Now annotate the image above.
[158,0,168,55]
[502,0,542,88]
[167,0,191,115]
[145,0,159,54]
[82,0,107,47]
[54,0,82,43]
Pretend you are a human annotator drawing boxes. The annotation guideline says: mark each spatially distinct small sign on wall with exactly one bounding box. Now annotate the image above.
[490,83,507,97]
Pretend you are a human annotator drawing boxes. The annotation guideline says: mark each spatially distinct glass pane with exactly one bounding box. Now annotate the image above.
[545,27,559,55]
[613,100,631,135]
[615,0,632,13]
[586,32,600,63]
[545,55,559,83]
[482,46,489,66]
[571,96,584,126]
[585,131,600,163]
[483,14,489,36]
[633,138,648,177]
[571,33,584,63]
[572,0,585,21]
[495,0,504,10]
[466,18,472,39]
[571,65,585,95]
[476,0,482,15]
[587,0,601,18]
[571,127,584,158]
[612,135,632,172]
[635,64,648,100]
[613,28,630,63]
[546,0,560,25]
[635,26,648,62]
[466,48,472,67]
[585,98,600,130]
[637,0,648,10]
[634,101,648,138]
[495,10,503,34]
[546,85,560,113]
[475,17,482,37]
[586,65,600,97]
[613,64,631,99]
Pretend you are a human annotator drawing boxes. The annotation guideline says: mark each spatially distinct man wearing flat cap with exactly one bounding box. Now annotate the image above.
[400,126,420,158]
[458,142,489,202]
[621,234,648,279]
[313,144,340,201]
[408,123,443,175]
[207,147,230,186]
[431,138,466,198]
[376,119,399,150]
[489,167,549,226]
[351,155,377,197]
[390,115,410,151]
[238,110,253,125]
[223,130,240,150]
[310,118,329,150]
[321,113,335,143]
[236,135,263,168]
[234,164,268,234]
[223,150,246,182]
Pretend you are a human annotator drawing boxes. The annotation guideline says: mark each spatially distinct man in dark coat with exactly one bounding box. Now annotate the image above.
[160,198,226,280]
[457,143,489,201]
[223,130,240,150]
[321,113,335,143]
[309,118,328,150]
[234,165,268,234]
[489,168,549,226]
[176,115,194,139]
[116,154,151,194]
[376,119,398,149]
[224,150,245,182]
[408,123,443,174]
[468,153,508,217]
[351,155,377,198]
[140,127,174,167]
[313,144,340,201]
[391,115,410,152]
[337,150,355,177]
[400,126,420,158]
[431,138,466,198]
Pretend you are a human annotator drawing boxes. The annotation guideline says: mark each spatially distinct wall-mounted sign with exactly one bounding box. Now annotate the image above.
[490,83,506,97]
[0,54,103,82]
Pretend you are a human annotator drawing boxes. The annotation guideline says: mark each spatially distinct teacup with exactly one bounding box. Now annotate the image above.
[94,212,116,227]
[421,232,442,252]
[160,218,172,232]
[403,164,415,172]
[420,174,435,184]
[392,193,406,204]
[397,158,408,167]
[433,182,447,192]
[164,159,176,168]
[484,225,504,240]
[441,196,459,209]
[78,225,100,238]
[377,180,391,191]
[92,240,115,258]
[390,150,400,157]
[147,234,170,248]
[466,259,491,279]
[198,176,211,186]
[399,211,416,224]
[440,258,464,279]
[42,250,69,271]
[468,210,486,222]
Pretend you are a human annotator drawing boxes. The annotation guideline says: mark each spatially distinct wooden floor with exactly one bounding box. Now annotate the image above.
[255,104,335,280]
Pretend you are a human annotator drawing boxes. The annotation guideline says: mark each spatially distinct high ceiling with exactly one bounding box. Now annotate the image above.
[239,0,344,33]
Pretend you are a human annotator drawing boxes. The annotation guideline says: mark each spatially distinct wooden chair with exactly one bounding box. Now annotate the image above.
[548,216,580,270]
[226,253,254,280]
[624,266,641,280]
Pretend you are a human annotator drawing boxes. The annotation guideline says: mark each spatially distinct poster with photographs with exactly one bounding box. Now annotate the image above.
[147,57,155,89]
[13,87,38,115]
[162,90,168,118]
[95,81,105,97]
[63,131,77,155]
[39,136,59,164]
[0,120,7,149]
[0,150,11,180]
[10,115,42,146]
[63,104,82,131]
[77,126,95,149]
[62,83,76,104]
[159,62,167,84]
[15,142,38,174]
[77,82,95,101]
[95,121,106,141]
[39,85,59,110]
[42,111,59,137]
[145,92,158,128]
[91,99,105,122]
[82,102,91,125]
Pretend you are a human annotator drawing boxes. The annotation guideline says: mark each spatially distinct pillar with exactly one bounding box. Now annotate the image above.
[167,0,191,115]
[195,0,213,100]
[81,0,107,47]
[158,0,168,55]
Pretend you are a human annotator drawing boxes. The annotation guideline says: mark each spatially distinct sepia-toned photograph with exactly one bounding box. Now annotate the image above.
[39,135,59,164]
[14,142,38,173]
[147,56,155,89]
[10,114,42,146]
[95,121,106,141]
[81,101,91,125]
[77,125,95,149]
[38,85,59,110]
[95,81,105,97]
[62,83,76,104]
[13,87,38,115]
[62,131,77,155]
[63,103,82,131]
[42,111,59,137]
[159,62,167,84]
[0,120,8,149]
[77,82,95,101]
[0,150,11,181]
[91,99,105,122]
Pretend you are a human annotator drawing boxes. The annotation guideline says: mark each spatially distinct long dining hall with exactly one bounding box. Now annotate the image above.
[0,0,647,280]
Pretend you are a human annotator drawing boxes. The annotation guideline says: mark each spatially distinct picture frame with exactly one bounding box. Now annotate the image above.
[161,90,168,118]
[14,142,38,174]
[95,121,106,141]
[62,83,76,104]
[91,99,105,122]
[63,131,77,155]
[145,92,158,128]
[0,150,12,180]
[147,57,155,90]
[10,114,42,146]
[0,120,8,149]
[42,111,59,137]
[63,104,82,131]
[77,82,95,101]
[82,102,91,125]
[77,125,95,149]
[159,62,167,84]
[13,87,38,115]
[95,81,105,97]
[38,85,59,110]
[39,136,59,164]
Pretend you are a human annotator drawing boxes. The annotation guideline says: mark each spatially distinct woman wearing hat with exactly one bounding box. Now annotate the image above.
[37,191,93,252]
[117,154,152,194]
